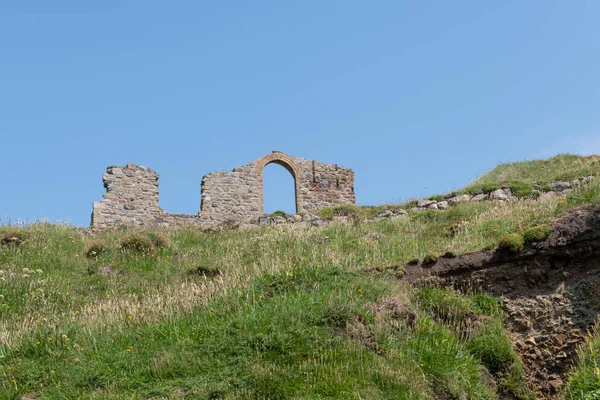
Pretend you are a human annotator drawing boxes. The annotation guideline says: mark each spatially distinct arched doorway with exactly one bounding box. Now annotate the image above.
[255,152,301,215]
[262,163,296,215]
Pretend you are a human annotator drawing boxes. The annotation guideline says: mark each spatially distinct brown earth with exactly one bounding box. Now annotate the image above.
[404,205,600,398]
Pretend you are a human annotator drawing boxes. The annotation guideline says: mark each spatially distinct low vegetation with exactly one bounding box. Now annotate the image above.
[1,155,599,399]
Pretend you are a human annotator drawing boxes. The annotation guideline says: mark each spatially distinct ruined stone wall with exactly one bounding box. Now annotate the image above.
[91,164,162,229]
[199,151,355,221]
[91,151,356,229]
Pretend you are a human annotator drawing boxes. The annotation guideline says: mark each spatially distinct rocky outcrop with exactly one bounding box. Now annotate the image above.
[403,205,600,397]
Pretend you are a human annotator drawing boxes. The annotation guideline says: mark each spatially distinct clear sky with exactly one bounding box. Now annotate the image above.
[1,1,599,226]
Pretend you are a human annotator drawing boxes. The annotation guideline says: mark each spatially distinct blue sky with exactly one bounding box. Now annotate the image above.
[1,1,599,226]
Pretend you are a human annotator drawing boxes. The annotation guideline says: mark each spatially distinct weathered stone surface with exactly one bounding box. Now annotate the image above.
[489,188,513,201]
[571,180,580,188]
[417,199,436,208]
[200,151,354,221]
[448,194,471,205]
[393,208,408,215]
[551,181,571,191]
[471,194,488,202]
[91,152,355,229]
[378,210,393,218]
[437,201,449,210]
[428,203,439,210]
[303,214,320,222]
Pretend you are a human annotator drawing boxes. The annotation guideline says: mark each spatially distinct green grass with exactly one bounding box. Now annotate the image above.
[1,156,600,399]
[461,154,600,196]
[565,327,600,399]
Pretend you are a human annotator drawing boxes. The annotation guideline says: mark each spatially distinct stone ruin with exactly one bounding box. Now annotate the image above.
[91,151,355,229]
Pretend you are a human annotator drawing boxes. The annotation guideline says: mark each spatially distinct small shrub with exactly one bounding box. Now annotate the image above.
[442,251,456,258]
[145,232,170,249]
[422,253,438,265]
[509,181,533,198]
[0,230,27,246]
[269,210,287,218]
[481,183,500,193]
[331,205,360,217]
[497,233,524,252]
[120,233,155,254]
[85,240,108,258]
[316,208,333,220]
[394,267,406,279]
[320,303,354,329]
[523,225,551,243]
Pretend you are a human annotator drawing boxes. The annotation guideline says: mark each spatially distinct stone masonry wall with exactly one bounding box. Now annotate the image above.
[200,151,355,221]
[91,164,161,229]
[91,151,356,229]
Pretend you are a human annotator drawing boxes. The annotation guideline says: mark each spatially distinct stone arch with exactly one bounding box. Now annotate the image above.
[255,152,301,214]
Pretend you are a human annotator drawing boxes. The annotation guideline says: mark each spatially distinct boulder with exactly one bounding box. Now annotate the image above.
[409,207,424,213]
[489,188,513,201]
[428,203,439,210]
[378,210,393,218]
[417,199,436,208]
[471,194,488,202]
[437,201,449,210]
[448,194,471,206]
[392,208,408,215]
[570,180,581,188]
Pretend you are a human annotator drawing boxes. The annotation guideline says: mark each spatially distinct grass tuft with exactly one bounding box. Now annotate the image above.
[497,233,524,252]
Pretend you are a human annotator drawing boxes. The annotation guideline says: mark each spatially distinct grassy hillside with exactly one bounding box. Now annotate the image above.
[1,155,599,399]
[461,153,600,196]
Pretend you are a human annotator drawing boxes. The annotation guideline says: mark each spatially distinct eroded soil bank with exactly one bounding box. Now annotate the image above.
[405,206,600,398]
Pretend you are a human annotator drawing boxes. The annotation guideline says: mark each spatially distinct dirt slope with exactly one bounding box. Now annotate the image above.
[405,206,600,398]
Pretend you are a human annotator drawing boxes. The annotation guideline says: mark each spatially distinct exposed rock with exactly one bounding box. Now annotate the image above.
[287,214,303,222]
[273,216,287,224]
[571,180,581,188]
[303,214,320,222]
[551,181,571,191]
[378,210,393,218]
[489,188,513,201]
[393,208,408,215]
[428,203,439,210]
[448,194,471,206]
[417,199,436,208]
[471,194,488,201]
[409,207,424,213]
[437,201,449,210]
